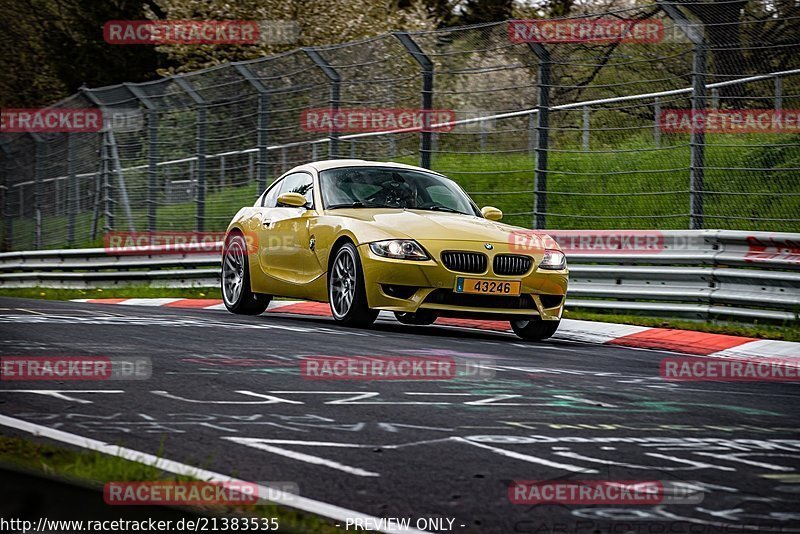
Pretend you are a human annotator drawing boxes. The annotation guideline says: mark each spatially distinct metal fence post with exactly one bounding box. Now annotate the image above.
[529,43,551,230]
[394,32,434,169]
[233,64,270,191]
[659,2,706,230]
[654,97,662,148]
[126,84,159,233]
[582,106,590,152]
[66,134,77,246]
[690,40,708,230]
[101,131,114,232]
[303,49,340,159]
[106,129,135,232]
[775,75,783,112]
[0,141,12,250]
[30,133,44,249]
[528,112,537,156]
[175,76,208,232]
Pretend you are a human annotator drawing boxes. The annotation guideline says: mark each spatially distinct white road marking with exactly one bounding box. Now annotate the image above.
[0,390,124,404]
[452,436,598,474]
[117,298,183,306]
[0,414,429,534]
[224,437,380,477]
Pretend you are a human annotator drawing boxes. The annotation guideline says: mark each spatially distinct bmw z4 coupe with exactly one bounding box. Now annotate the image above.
[221,159,568,340]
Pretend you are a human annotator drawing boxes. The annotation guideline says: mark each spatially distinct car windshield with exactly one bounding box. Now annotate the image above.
[319,167,479,216]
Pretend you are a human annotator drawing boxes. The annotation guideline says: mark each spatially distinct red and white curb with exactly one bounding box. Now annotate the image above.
[71,298,799,359]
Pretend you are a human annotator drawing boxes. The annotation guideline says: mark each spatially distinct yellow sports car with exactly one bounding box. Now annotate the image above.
[221,160,568,340]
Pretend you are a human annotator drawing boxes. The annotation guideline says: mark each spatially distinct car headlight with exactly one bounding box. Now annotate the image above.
[539,249,566,270]
[369,240,429,261]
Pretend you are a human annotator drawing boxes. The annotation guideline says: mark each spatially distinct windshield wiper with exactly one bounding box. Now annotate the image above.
[326,201,390,209]
[414,204,464,215]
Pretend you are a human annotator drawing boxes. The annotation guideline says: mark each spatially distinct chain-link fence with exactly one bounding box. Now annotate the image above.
[1,2,799,251]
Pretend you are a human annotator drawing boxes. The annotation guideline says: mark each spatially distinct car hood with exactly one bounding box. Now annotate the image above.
[329,208,533,243]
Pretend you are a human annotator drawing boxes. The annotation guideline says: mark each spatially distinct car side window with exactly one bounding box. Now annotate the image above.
[261,179,284,208]
[278,172,314,207]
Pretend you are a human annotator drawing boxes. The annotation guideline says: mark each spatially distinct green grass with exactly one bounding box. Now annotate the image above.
[424,134,800,231]
[5,133,799,251]
[0,287,795,342]
[0,436,348,533]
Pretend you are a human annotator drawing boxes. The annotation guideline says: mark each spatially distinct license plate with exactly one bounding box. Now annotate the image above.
[456,277,521,296]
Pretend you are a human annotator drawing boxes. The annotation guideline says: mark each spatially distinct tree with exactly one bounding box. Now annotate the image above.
[0,0,168,107]
[146,0,437,75]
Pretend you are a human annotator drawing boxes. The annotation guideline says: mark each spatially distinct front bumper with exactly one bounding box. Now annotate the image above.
[358,240,568,321]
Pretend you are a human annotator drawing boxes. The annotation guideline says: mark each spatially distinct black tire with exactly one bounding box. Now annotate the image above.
[394,310,437,326]
[221,233,270,315]
[328,242,379,327]
[510,318,560,341]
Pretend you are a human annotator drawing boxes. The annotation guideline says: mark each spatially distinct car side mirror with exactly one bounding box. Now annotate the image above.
[277,192,308,208]
[481,206,503,221]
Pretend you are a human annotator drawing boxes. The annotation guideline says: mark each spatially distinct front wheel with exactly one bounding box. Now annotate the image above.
[510,318,560,341]
[329,243,378,327]
[222,233,270,315]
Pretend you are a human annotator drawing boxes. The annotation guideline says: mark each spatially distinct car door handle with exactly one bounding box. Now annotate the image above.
[262,219,272,227]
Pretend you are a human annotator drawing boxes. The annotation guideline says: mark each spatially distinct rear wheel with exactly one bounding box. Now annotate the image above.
[222,233,270,315]
[394,310,437,326]
[329,242,378,327]
[510,318,560,341]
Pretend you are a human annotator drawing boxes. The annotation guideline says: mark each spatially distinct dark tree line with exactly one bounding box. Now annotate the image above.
[1,0,795,108]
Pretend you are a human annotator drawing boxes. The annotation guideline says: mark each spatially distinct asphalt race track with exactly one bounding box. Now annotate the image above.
[1,296,799,533]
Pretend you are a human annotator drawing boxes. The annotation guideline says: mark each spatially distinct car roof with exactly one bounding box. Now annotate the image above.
[290,159,445,176]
